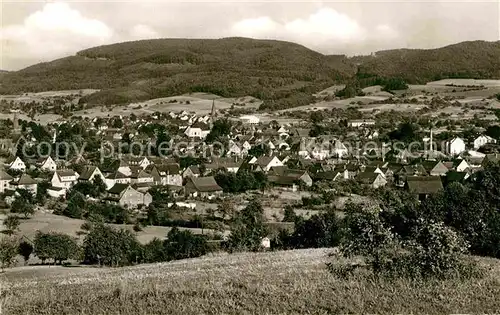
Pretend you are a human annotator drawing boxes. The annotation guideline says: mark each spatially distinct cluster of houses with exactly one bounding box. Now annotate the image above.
[0,108,499,210]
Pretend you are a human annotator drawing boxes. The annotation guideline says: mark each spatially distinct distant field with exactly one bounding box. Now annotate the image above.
[0,212,211,247]
[72,93,263,117]
[426,79,500,87]
[2,248,500,314]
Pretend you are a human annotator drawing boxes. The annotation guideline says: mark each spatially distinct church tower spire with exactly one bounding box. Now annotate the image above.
[210,99,216,128]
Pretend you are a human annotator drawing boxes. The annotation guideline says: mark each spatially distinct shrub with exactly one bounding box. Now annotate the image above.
[164,227,209,261]
[142,238,166,263]
[329,204,478,280]
[0,237,18,271]
[3,215,21,235]
[18,241,33,265]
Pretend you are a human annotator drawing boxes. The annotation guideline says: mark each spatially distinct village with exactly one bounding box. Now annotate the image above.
[0,87,499,249]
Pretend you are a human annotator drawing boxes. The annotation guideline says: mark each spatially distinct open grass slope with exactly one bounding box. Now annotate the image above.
[0,37,354,106]
[2,248,500,315]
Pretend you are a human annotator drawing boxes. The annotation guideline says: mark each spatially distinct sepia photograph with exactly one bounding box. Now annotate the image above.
[0,0,499,313]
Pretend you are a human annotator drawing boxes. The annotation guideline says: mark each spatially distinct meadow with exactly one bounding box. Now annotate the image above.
[2,248,499,314]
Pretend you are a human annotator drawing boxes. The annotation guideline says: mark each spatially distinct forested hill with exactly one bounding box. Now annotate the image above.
[0,37,355,109]
[356,40,500,83]
[1,38,499,109]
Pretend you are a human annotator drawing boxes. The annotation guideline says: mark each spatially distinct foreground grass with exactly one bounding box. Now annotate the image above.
[2,249,500,314]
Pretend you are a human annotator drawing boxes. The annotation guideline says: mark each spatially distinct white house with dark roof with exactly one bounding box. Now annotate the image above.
[473,135,496,149]
[445,137,466,156]
[6,156,26,172]
[78,166,104,183]
[105,184,152,209]
[184,176,223,199]
[38,156,57,172]
[51,170,79,190]
[0,169,13,193]
[105,171,131,189]
[10,173,37,194]
[249,156,283,172]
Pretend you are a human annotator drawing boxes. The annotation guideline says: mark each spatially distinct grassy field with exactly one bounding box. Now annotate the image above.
[1,248,499,314]
[0,212,211,246]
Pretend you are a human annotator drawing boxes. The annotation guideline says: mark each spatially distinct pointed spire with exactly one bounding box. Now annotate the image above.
[210,99,216,128]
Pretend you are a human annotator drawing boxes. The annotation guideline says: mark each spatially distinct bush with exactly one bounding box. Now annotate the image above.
[3,215,21,235]
[142,238,166,263]
[275,209,342,249]
[164,227,209,261]
[329,204,478,280]
[18,241,33,265]
[0,237,18,271]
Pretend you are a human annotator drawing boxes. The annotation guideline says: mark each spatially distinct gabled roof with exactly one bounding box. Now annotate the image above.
[406,176,443,195]
[205,158,242,170]
[255,156,280,167]
[108,183,130,195]
[12,174,37,186]
[314,170,342,181]
[79,166,99,181]
[56,169,77,177]
[185,165,200,175]
[0,169,13,181]
[106,171,129,180]
[131,169,152,179]
[187,176,222,192]
[356,172,381,184]
[445,171,469,184]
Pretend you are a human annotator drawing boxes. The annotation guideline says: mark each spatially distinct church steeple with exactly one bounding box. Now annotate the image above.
[210,99,216,128]
[12,110,21,135]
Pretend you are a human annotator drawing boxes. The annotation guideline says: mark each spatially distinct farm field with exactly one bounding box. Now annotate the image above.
[73,93,262,118]
[0,212,211,254]
[2,248,500,314]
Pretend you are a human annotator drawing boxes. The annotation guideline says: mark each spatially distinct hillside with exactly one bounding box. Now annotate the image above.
[1,39,500,110]
[0,38,355,109]
[3,249,500,314]
[357,40,500,83]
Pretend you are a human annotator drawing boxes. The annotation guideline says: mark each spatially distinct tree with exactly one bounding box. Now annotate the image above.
[63,191,86,219]
[18,240,33,265]
[205,119,232,143]
[217,200,236,220]
[34,232,79,264]
[164,227,209,260]
[11,197,35,218]
[83,224,142,266]
[485,125,500,140]
[282,206,296,222]
[143,237,166,263]
[382,77,409,91]
[0,237,18,271]
[309,111,324,124]
[282,209,341,249]
[36,180,51,205]
[3,215,20,235]
[92,175,107,196]
[228,200,268,252]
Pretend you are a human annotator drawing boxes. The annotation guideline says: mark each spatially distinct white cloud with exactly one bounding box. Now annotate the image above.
[229,7,399,52]
[1,2,114,62]
[231,17,279,37]
[284,8,366,41]
[130,24,159,39]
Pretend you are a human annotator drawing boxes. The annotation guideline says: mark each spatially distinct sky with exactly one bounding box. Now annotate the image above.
[1,0,499,71]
